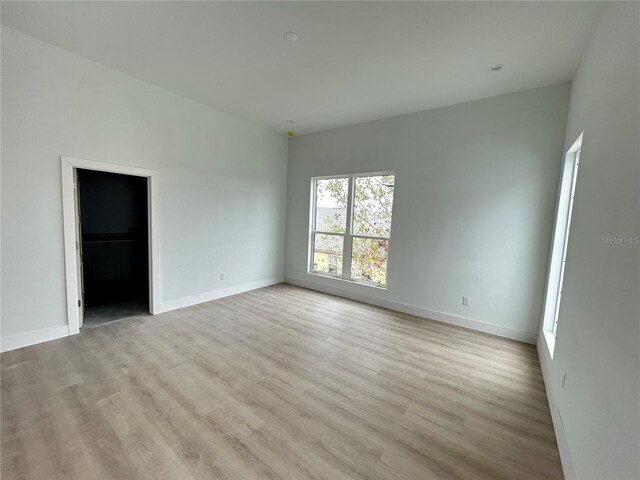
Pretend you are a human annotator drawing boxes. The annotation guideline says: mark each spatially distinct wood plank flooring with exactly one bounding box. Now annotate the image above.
[1,284,563,479]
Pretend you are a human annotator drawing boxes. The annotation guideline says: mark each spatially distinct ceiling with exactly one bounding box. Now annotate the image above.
[1,1,602,135]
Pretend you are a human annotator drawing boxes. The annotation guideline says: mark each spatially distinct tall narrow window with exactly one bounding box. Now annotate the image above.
[543,133,582,355]
[310,173,395,287]
[552,148,580,336]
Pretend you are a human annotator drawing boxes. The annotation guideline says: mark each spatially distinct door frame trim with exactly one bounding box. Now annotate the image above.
[61,155,160,335]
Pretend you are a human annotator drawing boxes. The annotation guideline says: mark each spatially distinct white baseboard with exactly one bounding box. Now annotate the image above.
[1,324,70,353]
[285,276,537,344]
[159,277,283,313]
[537,334,576,480]
[0,278,282,353]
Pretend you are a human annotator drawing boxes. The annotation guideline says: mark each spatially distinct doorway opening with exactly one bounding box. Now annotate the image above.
[77,169,149,328]
[61,156,159,336]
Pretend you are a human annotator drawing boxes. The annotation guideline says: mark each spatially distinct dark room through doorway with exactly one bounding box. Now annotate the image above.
[77,169,150,328]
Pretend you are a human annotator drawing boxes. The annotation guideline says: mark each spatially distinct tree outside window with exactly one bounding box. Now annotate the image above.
[311,173,394,287]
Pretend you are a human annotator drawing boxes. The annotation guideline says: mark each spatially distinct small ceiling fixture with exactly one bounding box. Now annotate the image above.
[490,64,504,72]
[287,120,295,136]
[283,31,299,42]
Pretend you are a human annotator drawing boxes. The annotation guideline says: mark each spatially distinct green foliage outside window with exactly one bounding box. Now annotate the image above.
[314,175,394,285]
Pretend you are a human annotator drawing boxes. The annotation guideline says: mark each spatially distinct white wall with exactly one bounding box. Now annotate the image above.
[285,83,571,342]
[537,3,640,479]
[1,28,288,342]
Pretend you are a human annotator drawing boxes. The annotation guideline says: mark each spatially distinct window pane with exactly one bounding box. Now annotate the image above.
[351,237,388,285]
[315,178,348,233]
[353,175,394,237]
[313,234,344,275]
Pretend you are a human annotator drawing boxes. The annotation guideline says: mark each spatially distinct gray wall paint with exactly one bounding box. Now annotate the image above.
[285,83,571,339]
[1,28,288,337]
[539,4,640,479]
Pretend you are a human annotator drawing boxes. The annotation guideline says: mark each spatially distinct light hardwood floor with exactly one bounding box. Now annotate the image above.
[1,284,562,479]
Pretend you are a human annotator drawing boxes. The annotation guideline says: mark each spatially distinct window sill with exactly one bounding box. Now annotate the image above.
[543,329,556,359]
[308,271,387,290]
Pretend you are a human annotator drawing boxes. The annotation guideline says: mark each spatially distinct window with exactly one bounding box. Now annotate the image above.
[310,173,395,287]
[542,133,582,356]
[552,148,580,336]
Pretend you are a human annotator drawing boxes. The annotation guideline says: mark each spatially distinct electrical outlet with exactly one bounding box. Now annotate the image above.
[462,296,470,306]
[220,272,226,281]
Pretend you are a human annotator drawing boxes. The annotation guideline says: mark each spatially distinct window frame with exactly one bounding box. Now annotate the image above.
[551,148,580,337]
[308,171,395,288]
[542,133,583,357]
